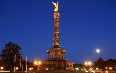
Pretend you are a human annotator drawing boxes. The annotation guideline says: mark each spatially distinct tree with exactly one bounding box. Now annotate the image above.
[104,59,115,70]
[105,59,113,66]
[94,58,104,70]
[0,42,22,71]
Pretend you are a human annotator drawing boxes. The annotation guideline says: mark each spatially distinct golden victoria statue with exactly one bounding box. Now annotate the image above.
[52,2,59,12]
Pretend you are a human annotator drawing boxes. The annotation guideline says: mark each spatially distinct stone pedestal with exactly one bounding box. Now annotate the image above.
[47,48,66,60]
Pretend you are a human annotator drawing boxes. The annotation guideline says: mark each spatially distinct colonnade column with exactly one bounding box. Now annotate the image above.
[64,52,66,60]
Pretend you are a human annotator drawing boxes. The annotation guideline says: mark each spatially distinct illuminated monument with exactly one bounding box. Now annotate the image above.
[47,2,66,61]
[43,2,74,70]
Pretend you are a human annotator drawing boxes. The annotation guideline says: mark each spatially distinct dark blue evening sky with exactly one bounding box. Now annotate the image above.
[0,0,116,63]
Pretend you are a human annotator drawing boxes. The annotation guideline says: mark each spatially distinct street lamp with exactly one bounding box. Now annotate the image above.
[88,61,92,66]
[84,61,92,72]
[34,60,41,70]
[0,67,3,70]
[85,61,92,66]
[15,67,18,70]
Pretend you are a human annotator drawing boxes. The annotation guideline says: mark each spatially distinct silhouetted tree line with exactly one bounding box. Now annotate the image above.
[94,58,116,71]
[73,58,116,71]
[0,42,31,71]
[1,42,116,71]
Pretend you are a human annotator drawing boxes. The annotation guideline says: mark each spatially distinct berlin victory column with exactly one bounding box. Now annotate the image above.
[42,2,74,70]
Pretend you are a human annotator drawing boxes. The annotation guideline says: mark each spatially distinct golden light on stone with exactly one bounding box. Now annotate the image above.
[52,2,59,12]
[43,2,74,70]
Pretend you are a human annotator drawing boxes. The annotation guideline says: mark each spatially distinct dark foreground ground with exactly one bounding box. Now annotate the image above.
[0,70,116,73]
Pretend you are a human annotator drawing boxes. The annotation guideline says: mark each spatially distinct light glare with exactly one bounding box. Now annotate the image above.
[96,49,100,53]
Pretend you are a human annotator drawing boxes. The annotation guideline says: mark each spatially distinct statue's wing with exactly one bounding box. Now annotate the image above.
[52,2,57,7]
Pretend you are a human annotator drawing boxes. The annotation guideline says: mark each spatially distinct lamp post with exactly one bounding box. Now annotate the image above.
[0,67,3,71]
[85,61,92,66]
[84,61,92,72]
[34,60,41,71]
